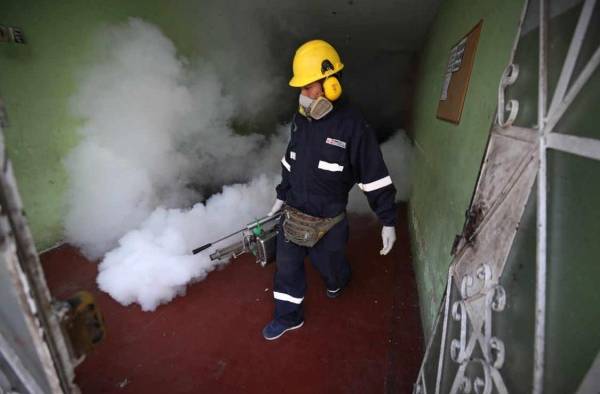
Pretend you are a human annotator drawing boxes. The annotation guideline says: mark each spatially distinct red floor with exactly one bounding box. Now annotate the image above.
[41,205,422,394]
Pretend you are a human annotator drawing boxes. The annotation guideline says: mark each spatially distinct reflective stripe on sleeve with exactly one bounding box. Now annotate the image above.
[281,156,291,171]
[358,175,393,192]
[290,151,296,160]
[317,160,344,172]
[273,291,304,304]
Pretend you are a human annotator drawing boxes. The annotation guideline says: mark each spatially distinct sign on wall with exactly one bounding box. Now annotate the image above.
[437,20,483,124]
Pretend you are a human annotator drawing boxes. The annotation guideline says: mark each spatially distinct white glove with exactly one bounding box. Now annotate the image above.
[380,226,396,255]
[268,199,284,216]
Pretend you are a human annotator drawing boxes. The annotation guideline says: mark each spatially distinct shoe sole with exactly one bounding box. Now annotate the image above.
[264,321,304,341]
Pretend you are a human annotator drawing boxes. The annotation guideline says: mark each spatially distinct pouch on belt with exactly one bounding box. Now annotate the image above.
[282,205,345,247]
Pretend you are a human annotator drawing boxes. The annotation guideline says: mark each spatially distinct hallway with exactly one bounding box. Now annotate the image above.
[41,206,422,393]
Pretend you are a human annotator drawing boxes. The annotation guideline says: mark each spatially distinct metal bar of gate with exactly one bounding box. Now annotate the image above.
[546,133,600,161]
[546,45,600,134]
[0,331,45,394]
[533,0,548,392]
[546,0,597,118]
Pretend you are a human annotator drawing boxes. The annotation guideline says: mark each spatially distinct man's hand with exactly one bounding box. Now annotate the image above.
[380,226,396,255]
[268,199,284,216]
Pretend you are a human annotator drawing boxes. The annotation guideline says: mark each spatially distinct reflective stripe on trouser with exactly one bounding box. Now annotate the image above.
[273,216,351,325]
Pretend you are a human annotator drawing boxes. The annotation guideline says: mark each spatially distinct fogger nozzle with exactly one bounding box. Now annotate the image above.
[192,243,212,255]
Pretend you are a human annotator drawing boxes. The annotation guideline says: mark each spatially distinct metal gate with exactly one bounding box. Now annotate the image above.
[413,0,600,392]
[0,124,81,393]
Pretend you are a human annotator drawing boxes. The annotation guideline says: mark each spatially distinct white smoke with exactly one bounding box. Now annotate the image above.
[97,175,276,311]
[194,1,287,124]
[65,18,413,311]
[64,19,280,259]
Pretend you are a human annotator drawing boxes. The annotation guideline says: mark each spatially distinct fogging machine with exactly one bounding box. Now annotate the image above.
[192,211,281,267]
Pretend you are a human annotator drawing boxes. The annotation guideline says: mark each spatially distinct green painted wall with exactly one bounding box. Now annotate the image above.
[0,1,202,251]
[408,0,526,335]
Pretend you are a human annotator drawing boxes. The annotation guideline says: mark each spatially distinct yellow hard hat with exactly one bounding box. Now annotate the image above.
[289,39,344,87]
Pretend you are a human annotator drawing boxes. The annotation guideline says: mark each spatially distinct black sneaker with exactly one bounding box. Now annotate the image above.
[262,319,304,341]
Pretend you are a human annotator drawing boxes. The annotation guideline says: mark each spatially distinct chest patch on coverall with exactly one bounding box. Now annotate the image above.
[325,137,346,149]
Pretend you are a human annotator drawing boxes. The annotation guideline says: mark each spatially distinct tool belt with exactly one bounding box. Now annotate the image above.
[282,205,345,247]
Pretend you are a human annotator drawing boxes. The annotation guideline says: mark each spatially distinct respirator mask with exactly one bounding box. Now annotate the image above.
[299,94,333,120]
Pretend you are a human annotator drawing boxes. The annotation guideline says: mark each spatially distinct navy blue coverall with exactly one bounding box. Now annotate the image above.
[274,99,397,325]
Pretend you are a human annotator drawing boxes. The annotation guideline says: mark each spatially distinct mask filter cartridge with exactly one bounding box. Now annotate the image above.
[298,94,333,120]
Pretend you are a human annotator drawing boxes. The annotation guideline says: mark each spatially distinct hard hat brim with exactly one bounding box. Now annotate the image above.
[289,63,344,87]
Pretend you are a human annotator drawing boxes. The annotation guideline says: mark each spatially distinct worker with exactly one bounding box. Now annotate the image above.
[263,39,397,340]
